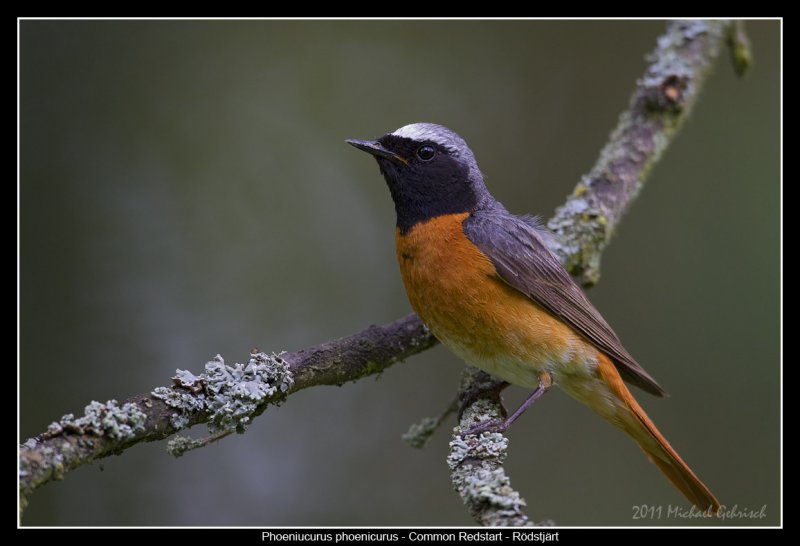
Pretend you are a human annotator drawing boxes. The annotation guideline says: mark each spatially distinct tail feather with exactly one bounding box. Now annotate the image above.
[596,353,720,514]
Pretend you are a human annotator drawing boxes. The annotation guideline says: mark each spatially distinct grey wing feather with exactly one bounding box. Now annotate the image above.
[463,209,667,397]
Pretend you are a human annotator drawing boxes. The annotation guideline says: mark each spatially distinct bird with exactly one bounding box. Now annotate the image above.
[347,122,720,513]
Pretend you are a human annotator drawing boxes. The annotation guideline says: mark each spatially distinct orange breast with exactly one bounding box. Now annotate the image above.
[395,213,593,388]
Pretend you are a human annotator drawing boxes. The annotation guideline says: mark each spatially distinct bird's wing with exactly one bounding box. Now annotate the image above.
[463,209,667,397]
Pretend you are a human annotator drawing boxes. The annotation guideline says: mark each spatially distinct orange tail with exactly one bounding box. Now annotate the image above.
[596,353,720,513]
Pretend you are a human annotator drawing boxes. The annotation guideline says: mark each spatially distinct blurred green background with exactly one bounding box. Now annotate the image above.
[20,20,779,526]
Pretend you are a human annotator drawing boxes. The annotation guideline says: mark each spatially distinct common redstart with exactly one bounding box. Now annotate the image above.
[347,123,720,513]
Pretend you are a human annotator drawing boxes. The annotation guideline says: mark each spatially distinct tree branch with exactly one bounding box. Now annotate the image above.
[448,369,547,526]
[547,20,737,286]
[19,314,436,514]
[18,19,748,524]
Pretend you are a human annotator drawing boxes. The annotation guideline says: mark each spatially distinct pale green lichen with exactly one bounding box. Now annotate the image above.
[547,190,609,284]
[166,435,206,458]
[448,432,509,469]
[403,416,439,449]
[403,397,458,449]
[361,360,385,378]
[152,352,294,435]
[727,21,752,77]
[45,400,146,440]
[151,385,205,429]
[449,430,530,525]
[456,466,527,512]
[204,352,294,433]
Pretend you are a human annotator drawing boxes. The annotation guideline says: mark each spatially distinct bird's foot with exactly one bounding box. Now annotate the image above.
[459,372,552,437]
[459,416,512,437]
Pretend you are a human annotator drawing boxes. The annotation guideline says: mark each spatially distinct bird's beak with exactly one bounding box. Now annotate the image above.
[346,139,409,166]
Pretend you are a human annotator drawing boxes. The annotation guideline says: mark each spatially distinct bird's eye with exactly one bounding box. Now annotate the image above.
[416,145,436,161]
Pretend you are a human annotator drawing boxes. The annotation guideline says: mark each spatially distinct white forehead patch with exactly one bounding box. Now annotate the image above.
[391,123,462,156]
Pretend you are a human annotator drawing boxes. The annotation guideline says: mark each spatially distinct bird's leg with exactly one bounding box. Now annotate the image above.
[460,371,552,436]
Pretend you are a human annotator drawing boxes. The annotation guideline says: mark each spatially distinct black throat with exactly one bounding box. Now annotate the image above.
[376,155,478,235]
